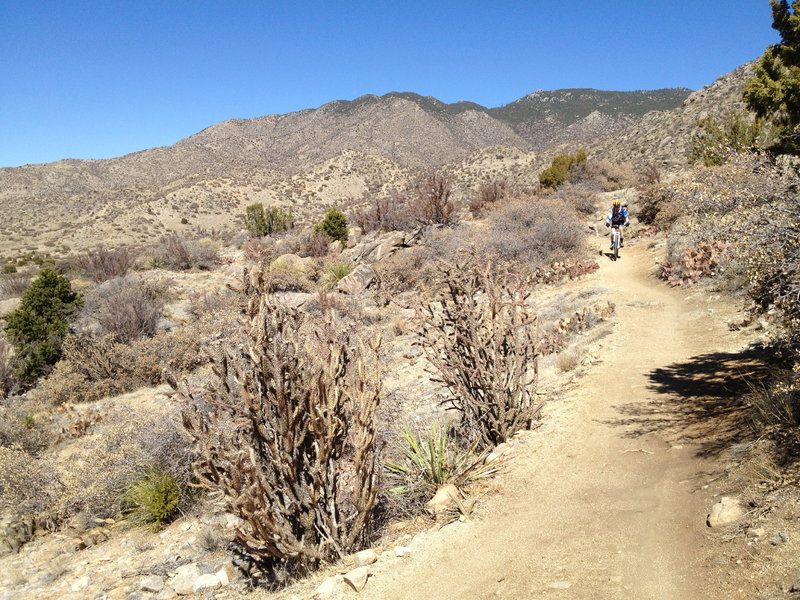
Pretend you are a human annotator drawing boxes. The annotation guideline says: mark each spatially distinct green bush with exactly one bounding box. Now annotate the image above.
[323,261,354,287]
[2,265,16,274]
[121,468,182,530]
[690,111,771,166]
[314,208,349,243]
[539,150,587,189]
[244,203,295,237]
[4,267,83,381]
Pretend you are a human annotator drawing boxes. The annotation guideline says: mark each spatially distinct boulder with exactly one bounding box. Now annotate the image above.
[394,546,413,557]
[707,497,744,527]
[192,573,221,593]
[169,563,200,595]
[140,576,165,592]
[272,253,310,273]
[353,548,378,567]
[336,265,376,295]
[426,483,460,515]
[343,566,369,592]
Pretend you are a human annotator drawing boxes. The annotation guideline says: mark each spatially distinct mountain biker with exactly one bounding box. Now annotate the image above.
[605,199,630,249]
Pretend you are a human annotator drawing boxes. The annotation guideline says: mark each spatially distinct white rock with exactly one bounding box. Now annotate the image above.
[71,575,90,591]
[425,483,460,515]
[353,548,378,567]
[343,566,369,592]
[707,497,744,527]
[394,546,413,557]
[193,573,222,592]
[336,264,376,295]
[140,575,165,592]
[169,563,200,595]
[315,575,342,597]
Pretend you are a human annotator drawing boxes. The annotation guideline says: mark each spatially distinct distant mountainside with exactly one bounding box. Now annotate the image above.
[0,74,754,260]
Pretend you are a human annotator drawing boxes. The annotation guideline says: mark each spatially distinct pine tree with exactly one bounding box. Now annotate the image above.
[4,267,83,381]
[743,1,800,151]
[315,208,349,243]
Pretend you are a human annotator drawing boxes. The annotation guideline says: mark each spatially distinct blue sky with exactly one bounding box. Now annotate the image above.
[0,1,779,168]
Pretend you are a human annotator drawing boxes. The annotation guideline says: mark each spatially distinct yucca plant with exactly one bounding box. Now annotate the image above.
[323,261,354,287]
[385,422,496,495]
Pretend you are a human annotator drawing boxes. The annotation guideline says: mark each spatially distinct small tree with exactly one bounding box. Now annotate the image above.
[743,0,800,152]
[539,150,587,189]
[244,204,295,237]
[411,172,457,225]
[4,267,83,381]
[315,208,349,243]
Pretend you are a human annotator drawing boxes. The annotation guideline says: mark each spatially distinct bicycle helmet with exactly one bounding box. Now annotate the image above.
[612,199,621,206]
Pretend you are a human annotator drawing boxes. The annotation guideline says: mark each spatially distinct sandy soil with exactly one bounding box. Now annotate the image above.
[351,239,757,600]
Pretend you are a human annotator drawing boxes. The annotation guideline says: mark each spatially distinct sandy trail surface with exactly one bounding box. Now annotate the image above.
[357,241,755,600]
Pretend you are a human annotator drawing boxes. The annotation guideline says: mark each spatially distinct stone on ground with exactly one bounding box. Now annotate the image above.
[707,496,744,528]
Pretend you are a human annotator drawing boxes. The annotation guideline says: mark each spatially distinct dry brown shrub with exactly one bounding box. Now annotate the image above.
[151,234,218,270]
[40,329,203,405]
[301,231,332,258]
[409,172,458,226]
[172,296,381,584]
[418,261,542,447]
[568,160,636,191]
[481,197,585,269]
[91,277,164,343]
[0,271,31,299]
[0,446,59,517]
[0,399,53,456]
[354,196,415,233]
[75,246,136,282]
[261,268,314,293]
[188,289,240,318]
[551,182,599,215]
[241,237,275,263]
[0,340,18,400]
[469,181,507,216]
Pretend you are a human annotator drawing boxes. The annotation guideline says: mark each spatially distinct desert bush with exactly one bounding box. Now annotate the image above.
[91,277,164,343]
[481,197,585,269]
[469,181,507,215]
[539,150,586,189]
[0,399,53,456]
[301,231,332,258]
[241,237,276,263]
[314,208,349,243]
[690,110,771,167]
[121,468,182,530]
[410,172,458,226]
[660,240,733,286]
[0,271,32,299]
[0,446,60,518]
[4,267,83,382]
[567,159,636,192]
[151,234,218,270]
[354,196,415,233]
[75,246,136,282]
[551,182,599,215]
[259,268,314,294]
[40,329,204,405]
[418,261,542,447]
[385,423,494,498]
[0,340,18,400]
[244,204,295,237]
[746,371,800,440]
[323,261,354,287]
[171,297,381,584]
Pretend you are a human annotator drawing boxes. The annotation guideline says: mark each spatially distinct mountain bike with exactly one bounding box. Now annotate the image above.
[610,226,621,261]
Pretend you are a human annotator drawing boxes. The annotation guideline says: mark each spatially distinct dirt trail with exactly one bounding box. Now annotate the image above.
[358,242,753,600]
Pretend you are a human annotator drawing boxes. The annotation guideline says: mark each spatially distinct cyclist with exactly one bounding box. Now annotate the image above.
[605,199,630,249]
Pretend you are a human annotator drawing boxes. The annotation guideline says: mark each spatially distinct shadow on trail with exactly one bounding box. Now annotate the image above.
[606,346,772,458]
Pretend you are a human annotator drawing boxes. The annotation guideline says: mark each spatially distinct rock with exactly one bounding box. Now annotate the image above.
[315,575,342,597]
[155,589,179,600]
[140,575,165,592]
[329,240,344,254]
[547,581,572,589]
[770,531,789,546]
[272,253,310,273]
[394,546,412,557]
[750,527,766,538]
[164,300,195,324]
[336,264,376,295]
[271,291,313,308]
[353,548,378,567]
[707,497,744,527]
[192,573,222,593]
[169,563,200,595]
[426,483,460,515]
[343,566,369,592]
[71,575,90,591]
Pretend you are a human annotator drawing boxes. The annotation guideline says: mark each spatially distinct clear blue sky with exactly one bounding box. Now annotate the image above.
[0,1,779,168]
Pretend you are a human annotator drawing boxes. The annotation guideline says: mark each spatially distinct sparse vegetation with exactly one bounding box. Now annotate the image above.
[90,277,164,343]
[150,234,218,270]
[690,111,771,166]
[121,468,183,530]
[75,246,137,282]
[410,172,458,225]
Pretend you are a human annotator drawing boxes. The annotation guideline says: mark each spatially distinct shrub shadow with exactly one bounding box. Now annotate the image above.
[607,346,772,458]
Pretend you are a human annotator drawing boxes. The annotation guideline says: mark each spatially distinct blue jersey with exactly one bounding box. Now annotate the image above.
[605,206,629,227]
